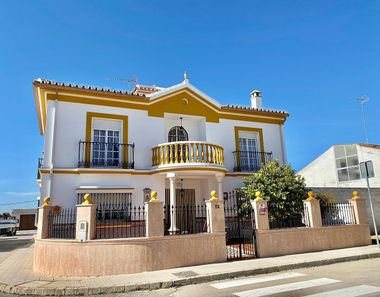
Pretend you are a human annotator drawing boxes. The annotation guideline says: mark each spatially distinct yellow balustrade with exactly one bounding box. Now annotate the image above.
[151,141,224,167]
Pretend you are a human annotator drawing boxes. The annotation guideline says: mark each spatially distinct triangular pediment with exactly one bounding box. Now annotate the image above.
[147,83,221,122]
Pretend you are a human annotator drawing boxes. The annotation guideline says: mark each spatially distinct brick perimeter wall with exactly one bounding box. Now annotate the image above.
[255,224,371,258]
[34,233,226,277]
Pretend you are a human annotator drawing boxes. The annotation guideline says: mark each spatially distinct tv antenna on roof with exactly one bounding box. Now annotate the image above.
[355,95,370,144]
[106,75,138,90]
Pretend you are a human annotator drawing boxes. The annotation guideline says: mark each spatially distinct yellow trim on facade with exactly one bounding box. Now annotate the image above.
[220,113,284,124]
[33,87,44,134]
[234,126,265,168]
[33,83,288,135]
[76,187,135,191]
[225,172,252,177]
[153,167,227,174]
[39,166,227,175]
[85,112,129,167]
[147,89,220,122]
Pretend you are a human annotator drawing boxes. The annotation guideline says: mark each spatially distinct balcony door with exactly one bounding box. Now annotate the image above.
[92,129,120,167]
[238,132,261,171]
[168,126,188,142]
[90,118,122,167]
[168,126,188,163]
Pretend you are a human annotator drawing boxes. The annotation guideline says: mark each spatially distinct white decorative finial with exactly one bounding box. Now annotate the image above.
[184,71,189,82]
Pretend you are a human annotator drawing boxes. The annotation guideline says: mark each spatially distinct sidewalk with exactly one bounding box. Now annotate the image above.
[0,244,379,296]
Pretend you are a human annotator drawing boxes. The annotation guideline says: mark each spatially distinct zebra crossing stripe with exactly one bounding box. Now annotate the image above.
[234,278,341,297]
[304,285,380,297]
[211,272,306,289]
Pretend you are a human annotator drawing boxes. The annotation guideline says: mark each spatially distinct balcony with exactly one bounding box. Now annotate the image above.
[78,141,135,169]
[233,151,272,172]
[152,141,224,168]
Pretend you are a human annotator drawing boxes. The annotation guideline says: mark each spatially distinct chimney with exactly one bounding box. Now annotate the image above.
[250,90,262,109]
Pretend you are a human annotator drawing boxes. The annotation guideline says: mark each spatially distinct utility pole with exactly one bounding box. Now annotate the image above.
[360,161,379,247]
[356,96,370,144]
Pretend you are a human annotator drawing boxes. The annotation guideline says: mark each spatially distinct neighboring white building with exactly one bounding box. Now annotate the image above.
[34,74,288,215]
[299,144,380,233]
[11,208,37,230]
[299,144,380,188]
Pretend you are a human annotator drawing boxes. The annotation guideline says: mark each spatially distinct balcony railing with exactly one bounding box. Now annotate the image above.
[37,156,44,180]
[152,141,224,167]
[78,141,135,169]
[233,151,272,172]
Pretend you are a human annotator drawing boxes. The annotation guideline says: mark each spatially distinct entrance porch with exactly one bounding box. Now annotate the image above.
[161,170,225,235]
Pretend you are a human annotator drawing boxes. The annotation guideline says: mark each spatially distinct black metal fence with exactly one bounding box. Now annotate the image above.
[163,204,207,235]
[233,151,273,172]
[48,208,76,239]
[96,204,145,239]
[321,202,356,226]
[78,141,135,169]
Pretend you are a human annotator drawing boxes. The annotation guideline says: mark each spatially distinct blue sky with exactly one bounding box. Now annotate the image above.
[0,0,379,213]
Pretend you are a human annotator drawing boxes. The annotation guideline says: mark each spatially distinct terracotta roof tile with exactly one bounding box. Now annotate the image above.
[221,104,288,115]
[33,78,145,97]
[358,143,380,150]
[33,78,289,116]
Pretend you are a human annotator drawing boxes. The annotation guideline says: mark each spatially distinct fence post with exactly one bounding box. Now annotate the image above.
[206,191,225,233]
[304,192,322,227]
[76,194,96,241]
[36,197,51,239]
[145,191,164,237]
[251,191,269,230]
[350,191,369,224]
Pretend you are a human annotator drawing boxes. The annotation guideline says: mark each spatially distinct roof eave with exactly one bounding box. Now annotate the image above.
[148,80,222,108]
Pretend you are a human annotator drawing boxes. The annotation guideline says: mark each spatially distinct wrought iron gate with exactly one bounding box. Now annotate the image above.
[224,191,256,260]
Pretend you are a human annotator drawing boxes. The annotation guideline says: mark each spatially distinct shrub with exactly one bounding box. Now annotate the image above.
[240,160,308,220]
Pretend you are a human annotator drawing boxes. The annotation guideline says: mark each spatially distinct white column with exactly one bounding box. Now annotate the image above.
[215,174,224,200]
[168,174,178,234]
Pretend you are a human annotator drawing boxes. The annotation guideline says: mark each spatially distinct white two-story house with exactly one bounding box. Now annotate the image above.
[34,74,288,221]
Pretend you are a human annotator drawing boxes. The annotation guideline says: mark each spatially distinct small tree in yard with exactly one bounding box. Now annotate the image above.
[240,160,308,221]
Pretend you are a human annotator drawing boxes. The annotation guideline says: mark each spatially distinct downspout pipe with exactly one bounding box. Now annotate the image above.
[279,124,287,164]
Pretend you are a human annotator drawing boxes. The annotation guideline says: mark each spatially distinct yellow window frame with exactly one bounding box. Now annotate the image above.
[85,112,129,167]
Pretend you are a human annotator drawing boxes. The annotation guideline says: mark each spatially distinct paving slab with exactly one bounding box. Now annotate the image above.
[0,244,379,296]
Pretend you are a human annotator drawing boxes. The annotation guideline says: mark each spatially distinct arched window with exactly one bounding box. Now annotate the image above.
[168,126,188,142]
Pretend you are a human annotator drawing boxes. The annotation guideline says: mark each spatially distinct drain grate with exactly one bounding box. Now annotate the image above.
[173,270,199,278]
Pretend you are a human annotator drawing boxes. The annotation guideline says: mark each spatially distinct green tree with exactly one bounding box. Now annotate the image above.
[240,160,308,220]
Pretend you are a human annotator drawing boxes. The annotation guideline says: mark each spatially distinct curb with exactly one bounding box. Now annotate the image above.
[1,252,380,296]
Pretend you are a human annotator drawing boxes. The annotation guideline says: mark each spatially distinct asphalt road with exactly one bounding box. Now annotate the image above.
[103,258,380,297]
[0,230,35,265]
